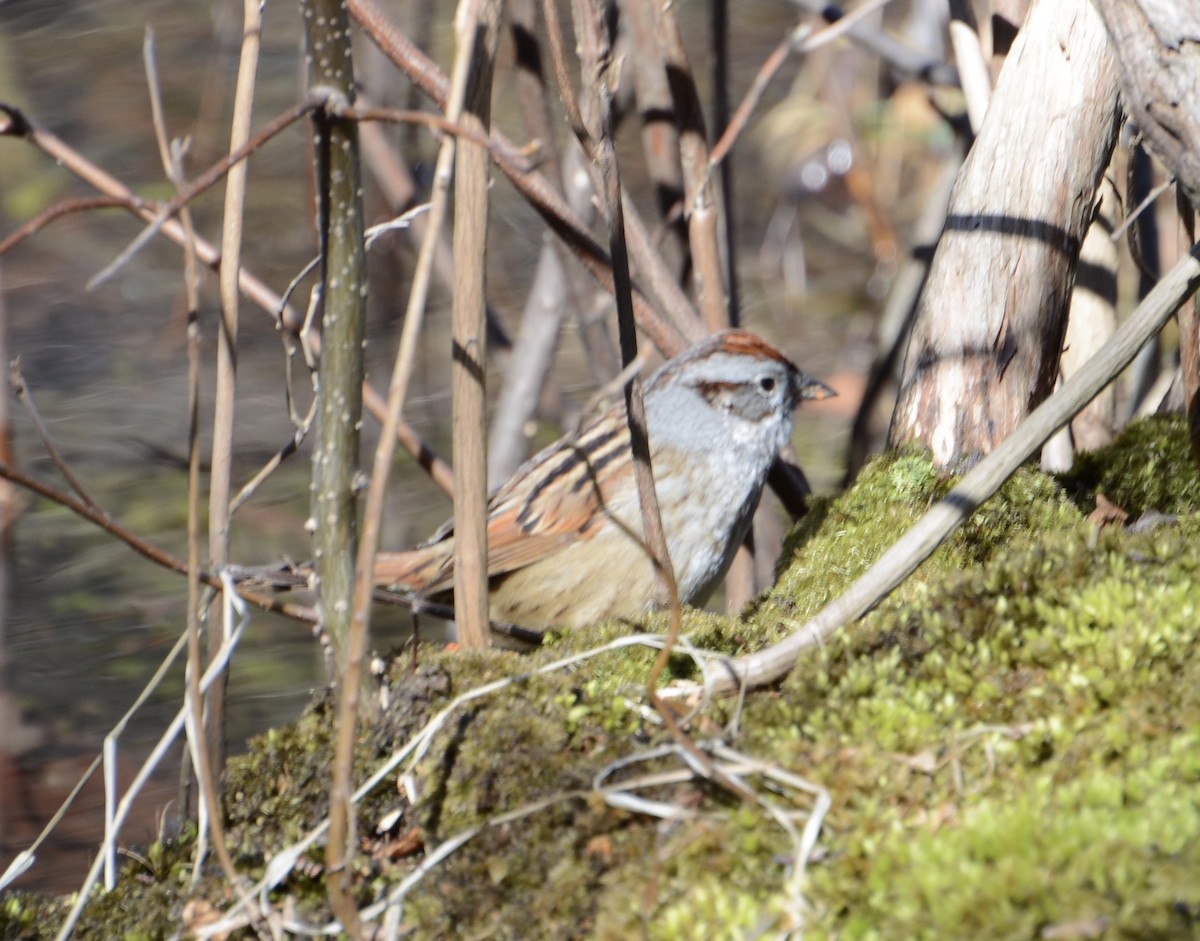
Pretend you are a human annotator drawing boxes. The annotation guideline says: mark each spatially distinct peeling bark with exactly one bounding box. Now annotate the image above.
[889,0,1120,467]
[1092,0,1200,463]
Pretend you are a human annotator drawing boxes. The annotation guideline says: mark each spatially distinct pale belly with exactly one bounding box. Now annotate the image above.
[486,475,761,631]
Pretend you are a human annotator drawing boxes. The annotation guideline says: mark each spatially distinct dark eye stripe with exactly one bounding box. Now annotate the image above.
[694,379,740,404]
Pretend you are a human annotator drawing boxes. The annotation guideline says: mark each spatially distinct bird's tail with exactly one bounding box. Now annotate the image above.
[373,544,452,592]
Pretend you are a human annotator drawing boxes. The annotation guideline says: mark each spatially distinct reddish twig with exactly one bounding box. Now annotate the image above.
[0,460,314,622]
[9,362,100,510]
[708,0,896,174]
[0,196,133,257]
[0,102,307,334]
[86,97,322,290]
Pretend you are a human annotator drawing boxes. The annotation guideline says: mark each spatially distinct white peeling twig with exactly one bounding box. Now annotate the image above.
[199,634,700,936]
[56,572,252,941]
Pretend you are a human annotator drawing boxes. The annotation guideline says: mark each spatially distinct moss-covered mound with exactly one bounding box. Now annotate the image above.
[5,417,1200,940]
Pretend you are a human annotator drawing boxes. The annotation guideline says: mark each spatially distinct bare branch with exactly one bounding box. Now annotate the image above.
[702,241,1200,696]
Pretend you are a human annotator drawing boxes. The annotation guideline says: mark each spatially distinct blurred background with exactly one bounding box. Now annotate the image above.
[0,0,961,890]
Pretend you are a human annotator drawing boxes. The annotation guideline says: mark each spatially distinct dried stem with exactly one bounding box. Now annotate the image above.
[144,27,240,886]
[655,0,728,333]
[347,0,689,357]
[349,0,484,668]
[207,0,262,794]
[451,0,504,649]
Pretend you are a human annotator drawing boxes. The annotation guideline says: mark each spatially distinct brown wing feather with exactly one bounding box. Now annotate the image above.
[373,406,634,594]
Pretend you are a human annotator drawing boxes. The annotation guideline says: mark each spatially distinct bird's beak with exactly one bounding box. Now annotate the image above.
[795,374,837,402]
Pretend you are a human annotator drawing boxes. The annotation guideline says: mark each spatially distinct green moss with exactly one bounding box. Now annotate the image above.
[747,446,1085,645]
[16,417,1200,939]
[1058,414,1200,516]
[1,893,67,941]
[74,834,197,941]
[750,513,1200,939]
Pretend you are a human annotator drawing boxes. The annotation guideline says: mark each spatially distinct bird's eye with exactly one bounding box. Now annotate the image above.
[759,376,776,393]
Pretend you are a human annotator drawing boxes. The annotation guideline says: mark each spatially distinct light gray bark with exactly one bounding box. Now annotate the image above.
[889,0,1121,467]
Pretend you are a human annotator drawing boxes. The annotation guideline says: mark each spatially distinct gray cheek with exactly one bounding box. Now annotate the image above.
[730,387,777,422]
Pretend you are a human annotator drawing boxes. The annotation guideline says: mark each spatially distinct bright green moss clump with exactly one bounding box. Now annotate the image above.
[8,417,1198,940]
[749,515,1200,938]
[1058,414,1200,516]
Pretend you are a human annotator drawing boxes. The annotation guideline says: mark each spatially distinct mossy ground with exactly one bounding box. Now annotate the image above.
[5,416,1199,940]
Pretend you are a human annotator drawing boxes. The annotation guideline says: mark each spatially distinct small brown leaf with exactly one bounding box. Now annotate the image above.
[376,826,425,861]
[1087,493,1128,529]
[182,899,227,941]
[585,834,613,863]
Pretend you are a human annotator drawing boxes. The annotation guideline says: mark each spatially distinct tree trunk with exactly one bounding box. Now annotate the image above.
[1092,0,1200,463]
[889,0,1120,466]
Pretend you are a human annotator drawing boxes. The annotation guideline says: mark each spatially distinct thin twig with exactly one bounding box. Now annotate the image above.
[708,26,807,174]
[144,24,240,887]
[788,0,960,85]
[0,196,133,257]
[85,97,320,291]
[0,460,315,622]
[1111,174,1173,243]
[709,0,739,325]
[209,0,263,817]
[710,0,749,609]
[348,104,534,168]
[0,102,308,335]
[708,0,895,174]
[8,362,100,510]
[347,0,689,358]
[228,400,318,517]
